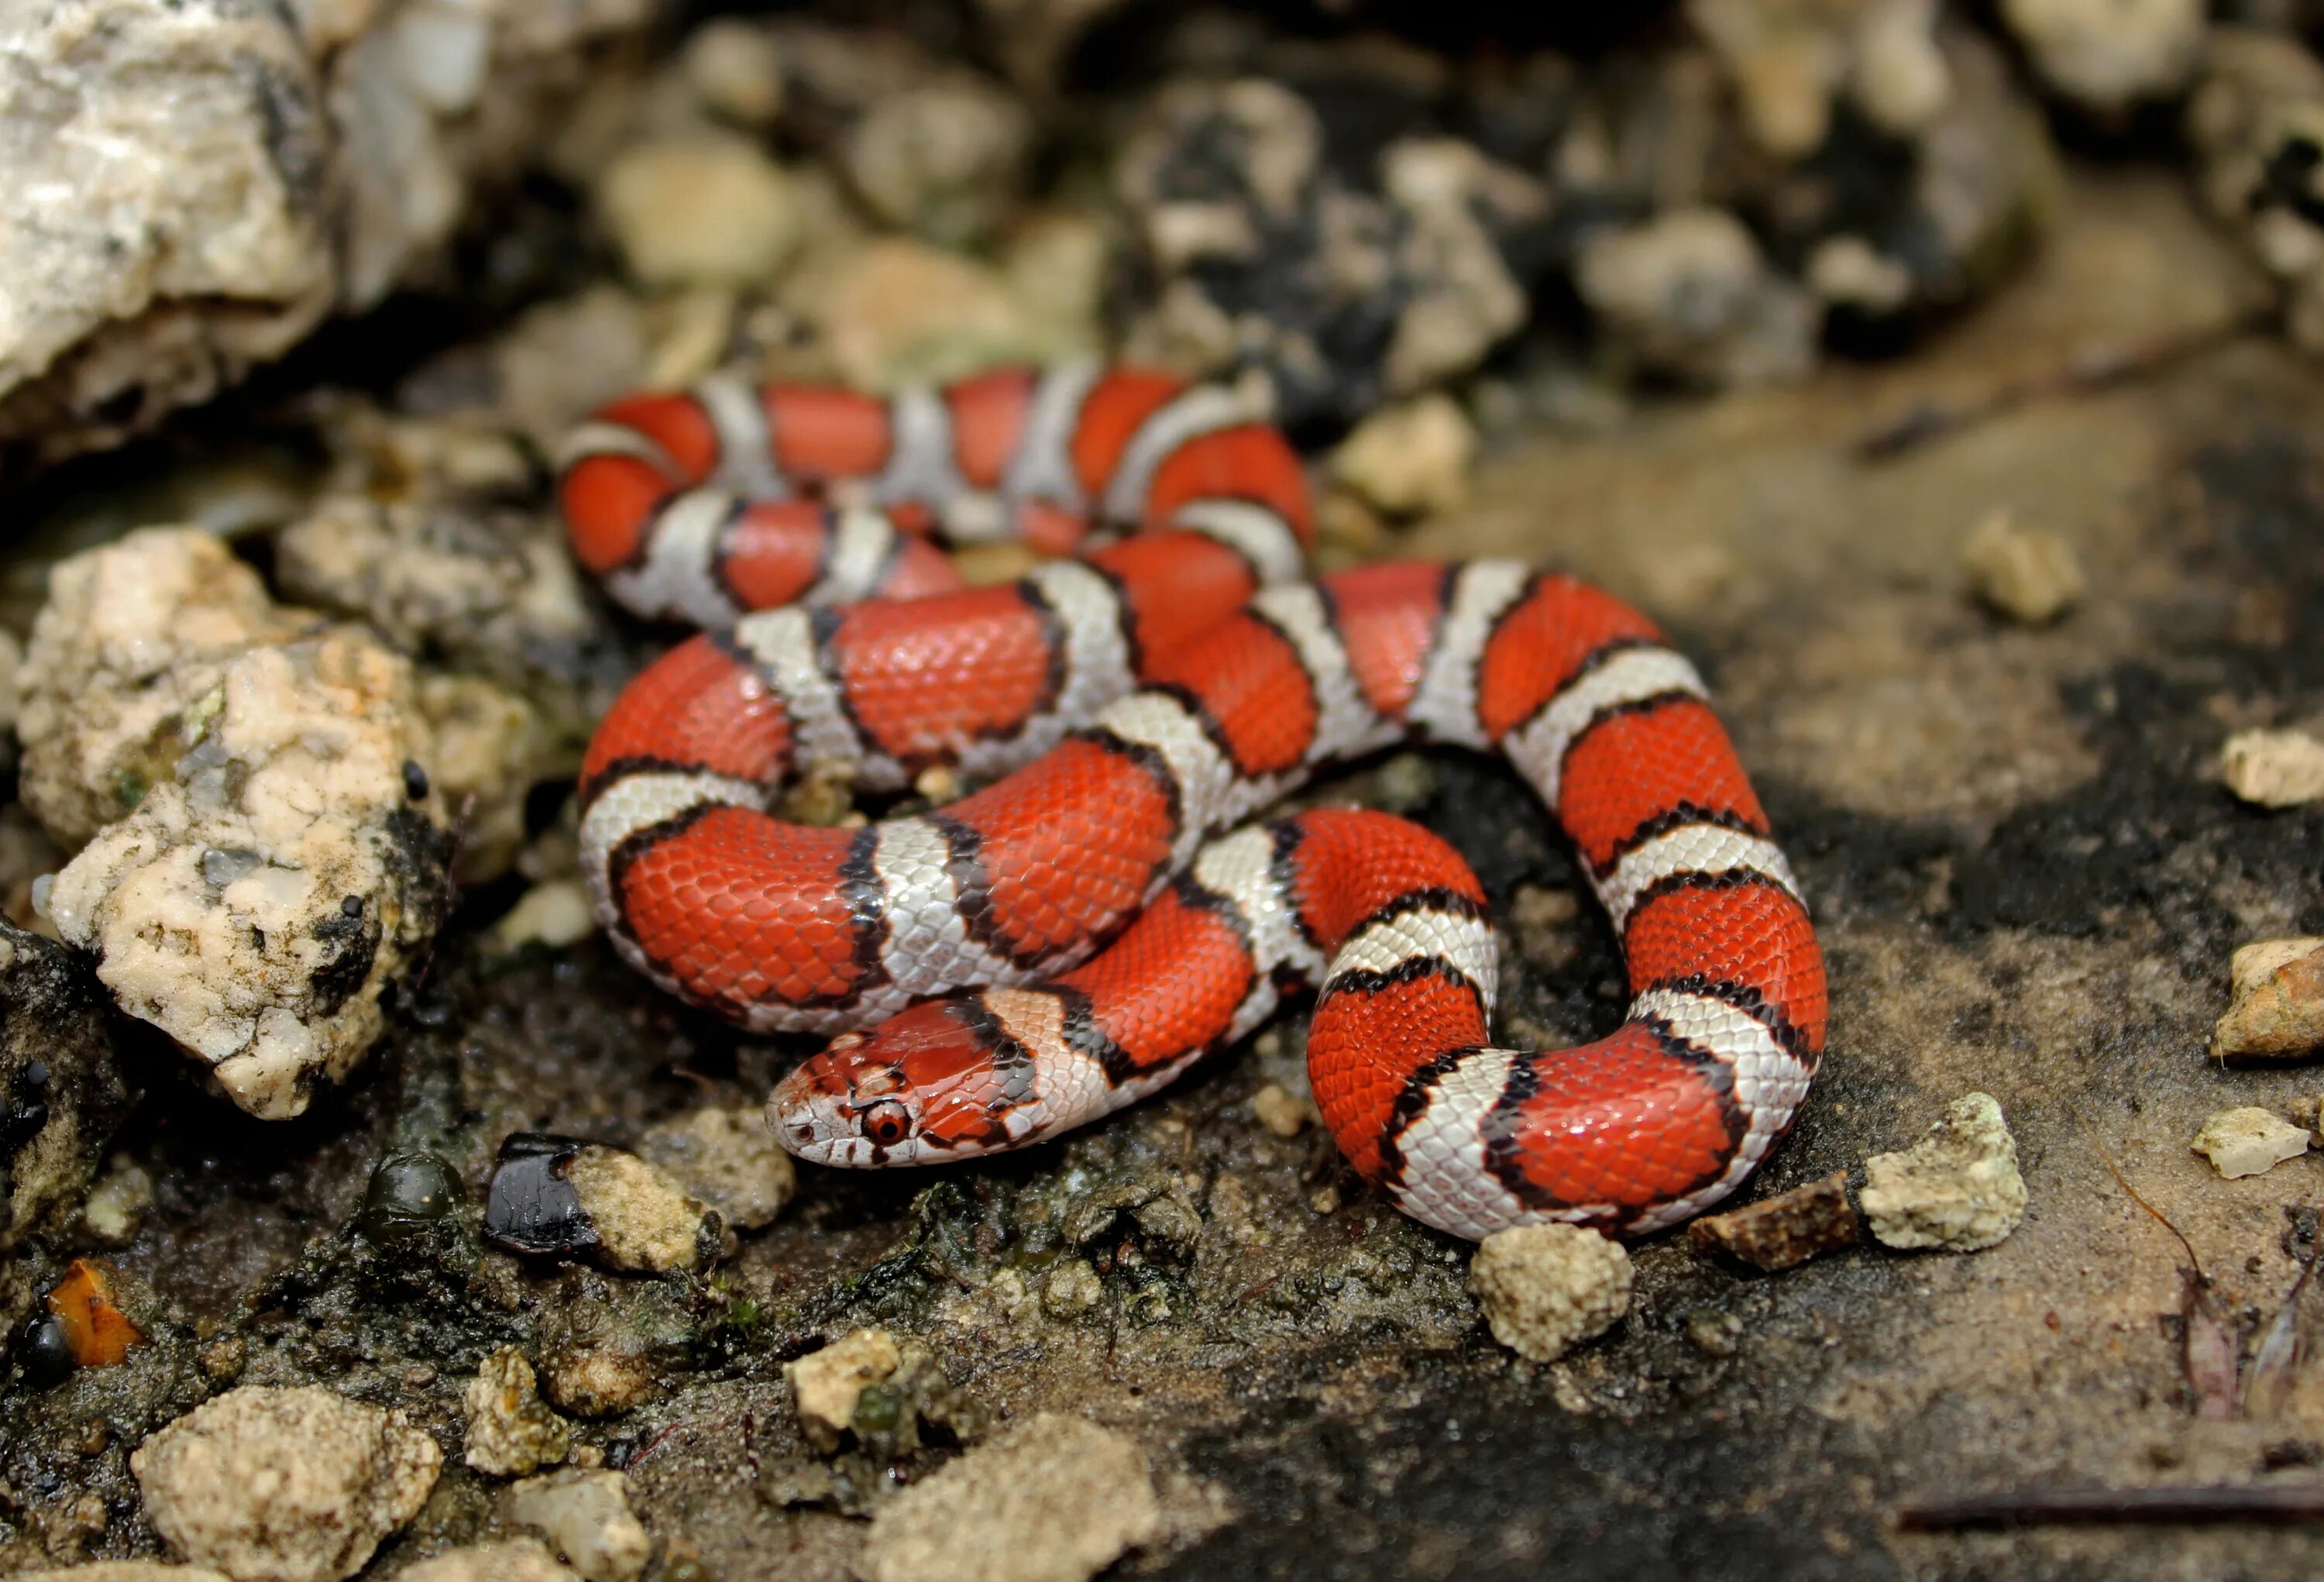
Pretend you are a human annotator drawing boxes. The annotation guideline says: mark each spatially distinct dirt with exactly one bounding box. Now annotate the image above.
[5,163,2324,1582]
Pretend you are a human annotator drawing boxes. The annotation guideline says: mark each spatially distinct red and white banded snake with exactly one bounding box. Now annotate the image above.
[559,366,1827,1240]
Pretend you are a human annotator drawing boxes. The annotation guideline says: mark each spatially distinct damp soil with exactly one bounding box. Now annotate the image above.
[6,170,2324,1582]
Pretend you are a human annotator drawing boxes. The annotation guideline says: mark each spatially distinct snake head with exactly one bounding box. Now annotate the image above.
[768,999,1028,1166]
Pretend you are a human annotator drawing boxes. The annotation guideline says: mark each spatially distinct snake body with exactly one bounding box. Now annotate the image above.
[560,366,1826,1239]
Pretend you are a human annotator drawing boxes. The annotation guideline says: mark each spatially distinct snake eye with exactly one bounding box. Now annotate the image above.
[858,1099,913,1147]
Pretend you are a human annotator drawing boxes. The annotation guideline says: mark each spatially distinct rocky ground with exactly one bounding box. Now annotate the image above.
[5,5,2324,1581]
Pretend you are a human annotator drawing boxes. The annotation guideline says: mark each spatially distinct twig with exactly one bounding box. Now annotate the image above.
[1898,1483,2324,1531]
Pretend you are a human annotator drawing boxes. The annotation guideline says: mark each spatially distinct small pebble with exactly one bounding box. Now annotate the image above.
[81,1154,154,1245]
[855,1414,1161,1582]
[1962,511,2085,624]
[359,1150,463,1242]
[1041,1260,1102,1318]
[491,879,600,953]
[2192,1106,2311,1179]
[15,1567,234,1582]
[1330,393,1477,518]
[463,1348,573,1478]
[1686,1173,1865,1271]
[1249,1083,1310,1138]
[1858,1093,2027,1251]
[397,1539,579,1582]
[681,19,785,126]
[504,1471,650,1582]
[596,136,803,289]
[786,1327,901,1447]
[2222,728,2324,809]
[1468,1223,1633,1363]
[2212,938,2324,1061]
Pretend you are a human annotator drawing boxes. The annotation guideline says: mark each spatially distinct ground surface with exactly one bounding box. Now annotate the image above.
[5,166,2324,1582]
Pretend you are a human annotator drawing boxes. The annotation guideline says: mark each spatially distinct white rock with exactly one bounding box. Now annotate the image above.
[681,19,786,126]
[15,1567,234,1582]
[2192,1106,2311,1178]
[1858,1092,2027,1251]
[418,673,552,885]
[2002,0,2205,113]
[21,529,452,1119]
[1331,394,1477,518]
[0,0,670,465]
[2222,727,2324,808]
[564,1145,720,1274]
[1467,1223,1634,1363]
[490,879,600,953]
[842,79,1035,247]
[596,135,803,288]
[463,1348,572,1478]
[131,1386,442,1582]
[397,1540,579,1582]
[856,1414,1162,1582]
[504,1470,651,1582]
[785,1326,901,1443]
[638,1105,797,1229]
[1962,510,2086,624]
[787,237,1056,392]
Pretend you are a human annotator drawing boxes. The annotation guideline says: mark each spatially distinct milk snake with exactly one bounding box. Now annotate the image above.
[559,366,1827,1240]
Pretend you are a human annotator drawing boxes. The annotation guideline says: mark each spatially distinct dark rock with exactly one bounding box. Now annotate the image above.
[0,918,132,1252]
[359,1150,465,1242]
[19,1311,77,1388]
[483,1133,600,1260]
[1686,1172,1866,1271]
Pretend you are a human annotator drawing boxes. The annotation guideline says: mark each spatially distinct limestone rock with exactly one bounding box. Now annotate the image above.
[0,920,131,1252]
[855,1414,1162,1582]
[1467,1223,1634,1363]
[2212,938,2324,1061]
[1858,1092,2027,1251]
[490,880,600,954]
[15,1567,234,1582]
[786,238,1067,393]
[2222,727,2324,808]
[638,1106,797,1230]
[505,1470,651,1582]
[2000,0,2205,115]
[397,1540,579,1582]
[1689,0,1952,157]
[1962,510,2085,624]
[1113,79,1549,426]
[2192,1106,2310,1179]
[131,1386,442,1582]
[22,530,453,1119]
[562,1146,718,1274]
[786,1327,901,1450]
[1576,208,1820,389]
[596,136,804,288]
[841,78,1035,248]
[1331,394,1477,519]
[0,0,671,469]
[2190,31,2324,354]
[463,1348,572,1478]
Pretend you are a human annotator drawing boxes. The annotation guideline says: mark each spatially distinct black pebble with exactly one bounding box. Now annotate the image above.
[359,1150,464,1240]
[402,760,431,801]
[21,1314,77,1388]
[483,1133,600,1258]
